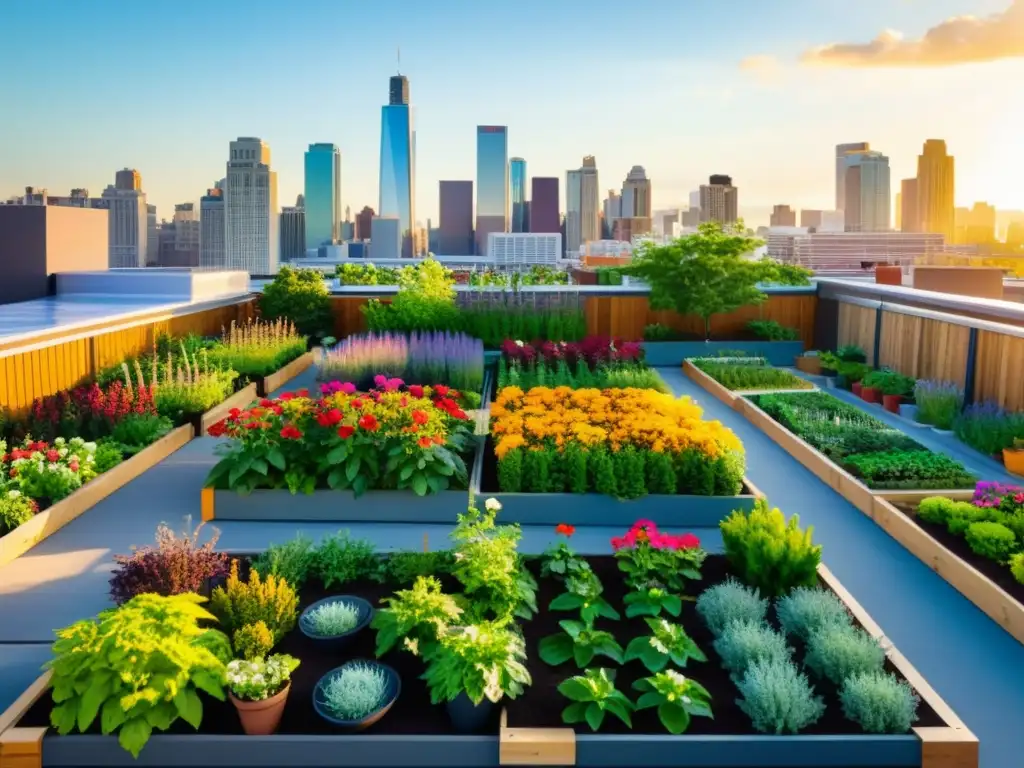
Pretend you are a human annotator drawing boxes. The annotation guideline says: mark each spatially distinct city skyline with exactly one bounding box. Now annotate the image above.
[2,0,1023,227]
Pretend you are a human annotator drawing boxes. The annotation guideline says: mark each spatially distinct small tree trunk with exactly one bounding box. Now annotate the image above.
[704,315,712,341]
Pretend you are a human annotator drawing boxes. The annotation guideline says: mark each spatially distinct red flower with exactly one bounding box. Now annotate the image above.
[46,450,59,463]
[244,421,262,430]
[260,399,273,407]
[229,408,241,418]
[452,408,468,420]
[297,388,309,397]
[207,420,228,437]
[610,535,625,551]
[337,425,355,439]
[271,405,283,416]
[9,468,18,478]
[351,398,364,410]
[417,436,432,448]
[408,385,424,398]
[316,408,344,427]
[280,425,303,440]
[412,409,429,425]
[280,392,295,401]
[400,396,408,407]
[434,385,449,396]
[358,414,379,432]
[556,523,576,537]
[69,461,80,473]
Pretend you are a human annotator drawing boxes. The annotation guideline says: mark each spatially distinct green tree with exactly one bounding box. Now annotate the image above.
[259,266,332,339]
[621,222,807,340]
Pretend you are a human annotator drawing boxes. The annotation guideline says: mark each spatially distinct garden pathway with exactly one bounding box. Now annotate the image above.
[661,366,1024,768]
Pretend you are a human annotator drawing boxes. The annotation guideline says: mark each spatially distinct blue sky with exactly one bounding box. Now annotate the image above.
[1,0,1021,227]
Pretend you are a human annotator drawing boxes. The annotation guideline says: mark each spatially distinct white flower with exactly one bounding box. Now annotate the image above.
[7,490,20,498]
[484,498,502,512]
[682,695,691,704]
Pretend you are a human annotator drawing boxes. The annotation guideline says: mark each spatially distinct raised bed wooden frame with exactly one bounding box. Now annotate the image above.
[198,383,259,437]
[0,424,194,568]
[258,351,314,397]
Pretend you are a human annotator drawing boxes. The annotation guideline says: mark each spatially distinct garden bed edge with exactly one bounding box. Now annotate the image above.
[199,384,258,436]
[258,351,315,397]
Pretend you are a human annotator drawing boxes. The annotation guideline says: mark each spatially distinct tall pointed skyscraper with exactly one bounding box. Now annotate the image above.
[379,74,415,257]
[916,139,955,241]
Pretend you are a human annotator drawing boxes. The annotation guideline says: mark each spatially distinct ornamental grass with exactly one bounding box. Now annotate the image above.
[206,318,307,378]
[490,386,745,498]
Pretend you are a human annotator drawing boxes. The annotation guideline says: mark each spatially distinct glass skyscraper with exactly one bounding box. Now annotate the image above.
[475,125,508,255]
[304,143,340,250]
[509,157,527,233]
[379,75,415,257]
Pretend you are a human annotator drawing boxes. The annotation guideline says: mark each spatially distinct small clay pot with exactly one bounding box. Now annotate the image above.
[860,386,881,404]
[230,682,291,736]
[882,394,902,414]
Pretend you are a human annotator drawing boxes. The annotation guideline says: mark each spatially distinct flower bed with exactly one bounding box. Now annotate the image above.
[0,503,974,768]
[205,318,309,388]
[497,337,665,393]
[689,359,813,392]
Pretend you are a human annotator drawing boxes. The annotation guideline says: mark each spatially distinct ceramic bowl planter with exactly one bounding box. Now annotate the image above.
[313,661,401,731]
[1003,448,1024,476]
[861,386,881,404]
[882,394,903,414]
[299,595,374,648]
[230,682,291,736]
[446,693,495,733]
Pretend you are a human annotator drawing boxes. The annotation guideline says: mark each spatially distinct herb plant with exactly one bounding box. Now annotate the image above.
[843,450,976,490]
[233,621,274,661]
[623,618,706,673]
[539,619,625,668]
[692,360,812,391]
[914,380,964,429]
[306,600,361,636]
[804,625,885,685]
[713,620,792,677]
[209,560,298,647]
[840,671,920,734]
[776,587,852,640]
[736,658,825,734]
[250,534,315,588]
[313,530,382,588]
[371,576,463,656]
[422,621,532,705]
[319,662,391,719]
[558,668,634,731]
[623,586,683,619]
[695,578,768,635]
[632,670,713,734]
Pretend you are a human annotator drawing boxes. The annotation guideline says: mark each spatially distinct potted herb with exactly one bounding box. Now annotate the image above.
[818,351,840,387]
[859,371,884,404]
[1004,438,1024,476]
[313,660,401,731]
[863,370,915,413]
[226,654,300,735]
[299,595,374,647]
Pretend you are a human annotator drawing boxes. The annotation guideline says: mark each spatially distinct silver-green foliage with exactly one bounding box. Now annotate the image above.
[804,625,885,686]
[321,663,389,720]
[713,620,792,678]
[736,658,825,734]
[695,578,769,636]
[840,671,920,734]
[776,587,852,641]
[307,600,361,636]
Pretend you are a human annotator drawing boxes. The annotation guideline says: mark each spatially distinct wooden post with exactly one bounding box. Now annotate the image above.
[0,728,45,768]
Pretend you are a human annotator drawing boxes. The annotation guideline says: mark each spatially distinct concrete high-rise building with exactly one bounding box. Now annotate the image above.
[529,177,559,234]
[900,178,919,233]
[224,137,279,275]
[603,190,621,239]
[916,139,955,241]
[101,171,148,268]
[370,216,401,260]
[621,166,651,218]
[146,203,159,265]
[836,142,870,212]
[800,209,823,229]
[199,183,226,268]
[565,157,600,254]
[566,170,583,254]
[842,151,890,232]
[157,202,200,267]
[688,190,701,210]
[475,125,509,254]
[699,175,738,224]
[304,143,341,249]
[355,206,375,240]
[280,206,306,261]
[438,180,474,255]
[379,75,415,257]
[509,157,527,233]
[770,205,797,227]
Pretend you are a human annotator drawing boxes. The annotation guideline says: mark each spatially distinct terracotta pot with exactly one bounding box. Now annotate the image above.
[1003,449,1024,477]
[230,682,291,735]
[851,381,862,396]
[882,394,902,413]
[861,386,881,404]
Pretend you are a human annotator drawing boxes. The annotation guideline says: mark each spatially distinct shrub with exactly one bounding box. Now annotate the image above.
[719,499,821,597]
[250,534,316,588]
[209,560,298,646]
[954,401,1024,456]
[836,345,867,363]
[804,625,885,685]
[1010,552,1024,584]
[695,578,769,636]
[843,450,976,491]
[233,621,274,660]
[915,496,959,525]
[92,441,126,474]
[108,413,174,455]
[964,521,1018,562]
[319,662,391,720]
[260,265,332,338]
[914,380,963,429]
[713,620,791,677]
[947,501,1003,535]
[423,620,532,705]
[109,520,230,605]
[776,587,852,640]
[314,531,382,588]
[0,492,37,535]
[746,319,799,341]
[736,658,825,734]
[206,318,307,379]
[840,671,920,734]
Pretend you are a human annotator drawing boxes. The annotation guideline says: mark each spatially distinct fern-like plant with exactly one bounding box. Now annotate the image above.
[209,559,298,647]
[695,578,768,636]
[47,594,231,758]
[371,575,463,657]
[720,498,822,597]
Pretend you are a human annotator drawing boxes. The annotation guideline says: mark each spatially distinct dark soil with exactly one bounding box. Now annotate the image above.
[897,502,1024,605]
[19,555,941,737]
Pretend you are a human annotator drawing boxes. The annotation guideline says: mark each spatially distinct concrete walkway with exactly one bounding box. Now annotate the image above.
[664,366,1023,768]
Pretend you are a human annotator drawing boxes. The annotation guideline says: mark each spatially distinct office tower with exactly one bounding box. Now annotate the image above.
[842,151,891,232]
[800,209,823,229]
[371,216,401,260]
[916,139,955,240]
[566,170,583,254]
[688,190,701,210]
[488,233,562,265]
[355,206,375,240]
[280,206,306,261]
[621,166,651,218]
[475,125,509,254]
[510,158,527,233]
[115,168,142,192]
[899,178,919,233]
[529,177,559,234]
[200,183,226,268]
[146,203,159,265]
[341,205,353,241]
[699,175,738,224]
[438,180,474,255]
[224,137,279,275]
[770,205,797,227]
[379,75,415,257]
[835,142,870,212]
[955,202,997,245]
[101,170,148,268]
[603,190,621,235]
[156,202,200,267]
[304,143,341,249]
[580,157,600,245]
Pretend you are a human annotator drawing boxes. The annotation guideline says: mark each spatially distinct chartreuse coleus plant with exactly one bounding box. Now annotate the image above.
[624,617,707,673]
[623,586,683,619]
[558,668,635,731]
[632,670,713,734]
[422,620,532,706]
[47,593,232,758]
[371,575,464,657]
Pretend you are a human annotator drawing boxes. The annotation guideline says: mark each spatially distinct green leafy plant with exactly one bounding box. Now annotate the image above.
[632,670,713,734]
[623,586,683,619]
[692,360,812,392]
[862,369,915,397]
[313,530,382,588]
[964,521,1018,562]
[913,380,964,430]
[776,587,852,641]
[549,570,621,624]
[319,662,391,719]
[623,617,706,673]
[108,413,174,455]
[0,492,37,535]
[736,658,825,734]
[695,578,768,635]
[1009,552,1024,584]
[840,671,920,734]
[371,575,463,657]
[209,560,298,647]
[836,345,867,363]
[915,496,960,526]
[47,594,231,758]
[843,450,976,490]
[539,619,625,668]
[540,524,591,581]
[612,520,706,593]
[558,668,634,731]
[250,534,316,588]
[720,499,822,597]
[232,621,274,661]
[804,625,885,685]
[713,620,792,677]
[260,265,332,338]
[383,550,455,584]
[422,621,532,705]
[746,319,799,341]
[226,654,299,701]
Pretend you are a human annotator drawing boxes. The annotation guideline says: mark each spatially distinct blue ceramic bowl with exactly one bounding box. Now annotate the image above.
[312,661,401,731]
[298,595,374,646]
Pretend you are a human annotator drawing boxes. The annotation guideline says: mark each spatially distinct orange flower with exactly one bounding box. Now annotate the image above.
[555,523,575,537]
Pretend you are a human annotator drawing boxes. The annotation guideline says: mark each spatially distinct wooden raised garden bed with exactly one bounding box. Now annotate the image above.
[199,383,258,437]
[0,554,975,768]
[258,351,315,397]
[642,341,804,368]
[0,425,194,568]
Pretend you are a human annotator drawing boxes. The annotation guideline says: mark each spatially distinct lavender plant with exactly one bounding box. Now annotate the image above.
[913,380,963,429]
[954,401,1024,456]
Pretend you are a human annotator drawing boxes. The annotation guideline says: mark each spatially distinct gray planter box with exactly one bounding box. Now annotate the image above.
[205,487,472,523]
[642,341,804,367]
